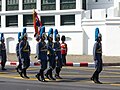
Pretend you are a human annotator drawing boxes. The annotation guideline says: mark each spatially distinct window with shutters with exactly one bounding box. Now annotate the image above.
[23,15,33,27]
[60,0,76,10]
[41,16,55,26]
[41,0,56,11]
[61,15,75,25]
[6,15,18,27]
[6,0,19,11]
[23,0,36,10]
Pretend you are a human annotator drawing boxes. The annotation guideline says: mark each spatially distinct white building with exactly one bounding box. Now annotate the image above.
[0,0,120,56]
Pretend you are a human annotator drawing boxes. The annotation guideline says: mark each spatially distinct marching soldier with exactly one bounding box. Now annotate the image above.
[19,28,31,78]
[35,26,48,82]
[16,32,22,73]
[45,28,56,80]
[91,28,103,84]
[54,29,62,79]
[0,33,7,70]
[61,35,67,66]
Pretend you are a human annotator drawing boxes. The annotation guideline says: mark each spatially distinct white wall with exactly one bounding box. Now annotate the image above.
[82,25,106,55]
[87,0,114,10]
[105,26,120,56]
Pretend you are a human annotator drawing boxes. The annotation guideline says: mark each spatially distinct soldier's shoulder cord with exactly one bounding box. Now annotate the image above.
[23,42,27,50]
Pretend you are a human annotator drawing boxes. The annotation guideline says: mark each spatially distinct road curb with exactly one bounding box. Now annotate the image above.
[1,61,120,67]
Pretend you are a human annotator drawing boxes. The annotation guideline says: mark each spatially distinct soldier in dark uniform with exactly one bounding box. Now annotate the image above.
[35,26,48,82]
[19,28,31,78]
[91,32,103,84]
[0,33,7,70]
[45,28,56,80]
[16,32,22,73]
[54,29,62,79]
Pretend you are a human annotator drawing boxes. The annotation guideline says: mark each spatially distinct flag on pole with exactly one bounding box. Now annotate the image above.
[33,9,42,37]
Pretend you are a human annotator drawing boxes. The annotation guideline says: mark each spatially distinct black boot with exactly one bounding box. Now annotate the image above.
[16,65,21,74]
[91,73,95,81]
[93,72,102,84]
[19,69,24,78]
[35,73,41,81]
[55,68,62,79]
[40,70,47,82]
[1,62,7,70]
[23,69,29,79]
[45,69,51,80]
[49,69,56,80]
[1,67,7,70]
[94,74,102,84]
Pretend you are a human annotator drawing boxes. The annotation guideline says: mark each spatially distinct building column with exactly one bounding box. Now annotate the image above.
[19,0,23,11]
[56,0,60,10]
[55,15,60,27]
[76,0,82,10]
[1,15,5,28]
[37,0,41,11]
[55,0,60,27]
[2,0,6,11]
[18,15,23,28]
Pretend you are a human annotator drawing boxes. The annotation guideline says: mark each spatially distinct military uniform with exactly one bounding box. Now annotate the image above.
[91,28,103,84]
[61,35,67,66]
[35,26,48,82]
[45,28,56,80]
[0,33,7,70]
[54,29,62,79]
[16,32,22,73]
[19,28,31,78]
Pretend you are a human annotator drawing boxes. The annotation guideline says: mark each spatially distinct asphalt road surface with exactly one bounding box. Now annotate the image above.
[0,66,120,90]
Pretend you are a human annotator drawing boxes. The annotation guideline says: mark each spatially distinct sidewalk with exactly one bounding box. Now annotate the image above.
[7,53,120,63]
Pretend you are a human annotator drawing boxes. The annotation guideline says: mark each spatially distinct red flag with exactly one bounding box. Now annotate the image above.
[33,10,42,37]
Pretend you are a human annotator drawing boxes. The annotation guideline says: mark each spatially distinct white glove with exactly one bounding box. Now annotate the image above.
[21,58,24,64]
[55,56,58,60]
[94,60,98,68]
[38,59,41,62]
[53,49,56,51]
[47,56,49,61]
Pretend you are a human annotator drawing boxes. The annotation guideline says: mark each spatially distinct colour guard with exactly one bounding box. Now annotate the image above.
[54,29,62,79]
[19,28,31,78]
[0,33,7,70]
[35,26,48,82]
[91,28,103,84]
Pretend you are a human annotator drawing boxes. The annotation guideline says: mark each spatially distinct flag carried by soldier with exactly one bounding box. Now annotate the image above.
[33,9,42,38]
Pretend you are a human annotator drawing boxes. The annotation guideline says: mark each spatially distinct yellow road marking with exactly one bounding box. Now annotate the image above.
[110,84,120,86]
[0,72,9,74]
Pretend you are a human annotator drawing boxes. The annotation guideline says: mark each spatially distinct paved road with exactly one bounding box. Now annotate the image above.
[0,66,120,90]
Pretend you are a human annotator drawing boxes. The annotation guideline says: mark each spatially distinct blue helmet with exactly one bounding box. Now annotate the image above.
[40,26,46,38]
[48,28,53,39]
[54,29,60,41]
[95,27,99,41]
[18,32,21,41]
[95,27,102,41]
[22,28,27,36]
